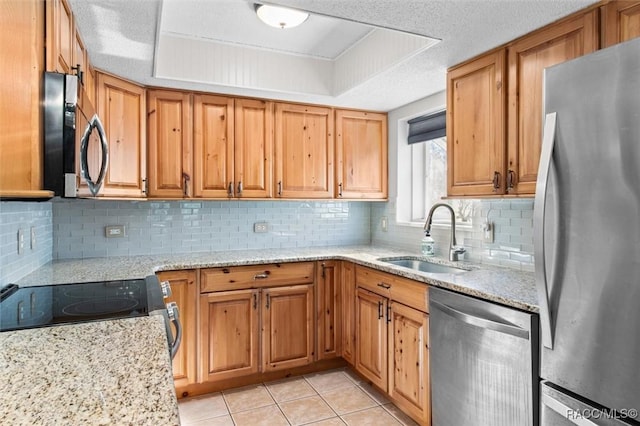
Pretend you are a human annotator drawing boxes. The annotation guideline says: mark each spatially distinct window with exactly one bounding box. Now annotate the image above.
[399,109,473,226]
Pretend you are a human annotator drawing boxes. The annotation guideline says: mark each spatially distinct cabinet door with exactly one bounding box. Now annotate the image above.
[148,90,193,198]
[602,1,640,48]
[73,29,87,86]
[275,103,334,198]
[96,72,147,197]
[193,94,234,198]
[234,99,273,198]
[200,289,260,382]
[335,110,388,199]
[46,0,73,74]
[0,0,44,194]
[355,288,388,391]
[262,284,314,371]
[447,49,506,196]
[388,302,430,425]
[317,261,341,360]
[507,11,598,195]
[341,261,356,365]
[156,270,197,391]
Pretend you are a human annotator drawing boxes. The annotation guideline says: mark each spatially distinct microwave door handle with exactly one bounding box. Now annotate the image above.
[80,114,109,196]
[534,112,557,349]
[166,302,182,359]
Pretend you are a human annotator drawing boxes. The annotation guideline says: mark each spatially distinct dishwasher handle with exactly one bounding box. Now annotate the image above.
[430,299,529,339]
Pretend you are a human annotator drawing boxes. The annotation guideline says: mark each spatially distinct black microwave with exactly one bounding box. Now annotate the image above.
[43,72,109,197]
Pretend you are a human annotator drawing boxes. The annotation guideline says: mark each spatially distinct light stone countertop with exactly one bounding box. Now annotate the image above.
[17,245,538,312]
[0,315,180,426]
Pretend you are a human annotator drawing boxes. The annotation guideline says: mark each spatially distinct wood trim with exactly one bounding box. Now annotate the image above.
[316,260,342,360]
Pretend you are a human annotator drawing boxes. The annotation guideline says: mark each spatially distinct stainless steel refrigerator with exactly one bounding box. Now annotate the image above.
[535,37,640,425]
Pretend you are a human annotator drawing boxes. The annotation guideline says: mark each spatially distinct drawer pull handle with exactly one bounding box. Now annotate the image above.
[254,273,269,280]
[377,282,391,289]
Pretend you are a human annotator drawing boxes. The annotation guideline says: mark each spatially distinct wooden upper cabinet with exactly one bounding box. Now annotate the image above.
[148,90,193,198]
[602,1,640,47]
[234,99,273,198]
[335,110,388,199]
[447,49,506,196]
[275,103,334,198]
[96,72,147,197]
[157,270,197,391]
[0,0,46,196]
[46,0,73,74]
[73,29,87,85]
[507,10,598,195]
[193,94,235,198]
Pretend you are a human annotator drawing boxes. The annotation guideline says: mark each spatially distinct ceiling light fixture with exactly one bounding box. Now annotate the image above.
[255,3,309,29]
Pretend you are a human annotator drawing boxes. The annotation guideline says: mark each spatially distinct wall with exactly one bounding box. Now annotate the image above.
[0,202,52,286]
[371,91,535,271]
[52,200,371,259]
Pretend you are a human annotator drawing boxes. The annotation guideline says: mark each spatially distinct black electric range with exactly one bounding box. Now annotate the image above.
[0,275,171,329]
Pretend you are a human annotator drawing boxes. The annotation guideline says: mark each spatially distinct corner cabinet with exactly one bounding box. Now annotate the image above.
[335,110,388,199]
[95,72,147,197]
[147,90,193,198]
[601,1,640,48]
[275,103,334,198]
[156,270,197,394]
[447,49,506,196]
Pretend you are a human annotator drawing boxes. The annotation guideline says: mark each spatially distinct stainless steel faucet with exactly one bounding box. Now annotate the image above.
[424,203,466,261]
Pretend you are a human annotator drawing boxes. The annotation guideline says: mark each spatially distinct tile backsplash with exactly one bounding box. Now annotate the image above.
[371,199,535,271]
[0,202,53,286]
[52,199,371,259]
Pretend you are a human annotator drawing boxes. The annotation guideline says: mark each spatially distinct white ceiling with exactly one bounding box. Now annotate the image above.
[69,0,598,112]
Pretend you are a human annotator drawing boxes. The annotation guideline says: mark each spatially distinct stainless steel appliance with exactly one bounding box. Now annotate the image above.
[429,287,538,426]
[43,72,108,197]
[536,37,640,425]
[0,276,181,359]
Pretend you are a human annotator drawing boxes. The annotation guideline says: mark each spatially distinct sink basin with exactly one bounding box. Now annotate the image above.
[379,258,468,275]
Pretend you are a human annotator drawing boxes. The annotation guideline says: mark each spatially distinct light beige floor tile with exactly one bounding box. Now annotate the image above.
[279,395,336,425]
[266,376,317,403]
[182,414,235,426]
[357,382,390,405]
[231,404,289,426]
[382,404,419,426]
[178,393,229,423]
[341,406,402,426]
[321,385,377,415]
[306,417,347,425]
[223,384,275,413]
[343,368,368,385]
[305,370,354,394]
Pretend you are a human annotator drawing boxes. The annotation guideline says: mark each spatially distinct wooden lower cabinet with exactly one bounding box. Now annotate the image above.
[262,284,314,371]
[355,288,388,391]
[388,301,430,424]
[199,289,260,382]
[341,261,356,365]
[156,270,197,390]
[317,261,341,360]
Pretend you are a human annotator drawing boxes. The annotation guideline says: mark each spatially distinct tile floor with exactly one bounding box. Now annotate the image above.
[178,368,419,426]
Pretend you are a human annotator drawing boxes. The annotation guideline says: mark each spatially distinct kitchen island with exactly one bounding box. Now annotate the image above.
[0,315,179,426]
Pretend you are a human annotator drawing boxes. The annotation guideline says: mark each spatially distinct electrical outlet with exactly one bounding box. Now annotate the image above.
[17,229,24,254]
[30,227,36,249]
[482,221,494,243]
[105,225,126,238]
[381,216,388,232]
[254,222,269,233]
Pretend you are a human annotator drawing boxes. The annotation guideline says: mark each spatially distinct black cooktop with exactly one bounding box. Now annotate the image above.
[0,279,151,332]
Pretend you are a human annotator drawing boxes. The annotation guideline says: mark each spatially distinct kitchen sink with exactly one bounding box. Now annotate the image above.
[379,257,468,275]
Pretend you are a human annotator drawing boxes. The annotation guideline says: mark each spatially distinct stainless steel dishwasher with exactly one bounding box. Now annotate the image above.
[429,287,539,426]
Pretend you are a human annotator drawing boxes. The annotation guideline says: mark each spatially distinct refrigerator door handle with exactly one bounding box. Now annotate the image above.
[430,299,529,339]
[534,112,557,349]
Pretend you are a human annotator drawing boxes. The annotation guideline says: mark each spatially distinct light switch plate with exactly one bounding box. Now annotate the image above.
[483,221,494,243]
[17,229,24,254]
[254,222,269,233]
[30,226,36,249]
[381,216,388,232]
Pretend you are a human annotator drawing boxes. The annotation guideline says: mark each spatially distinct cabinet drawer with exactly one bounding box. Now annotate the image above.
[355,265,428,313]
[201,262,315,293]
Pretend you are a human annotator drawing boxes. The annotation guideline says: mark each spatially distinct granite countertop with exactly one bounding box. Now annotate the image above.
[0,315,180,426]
[17,245,538,312]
